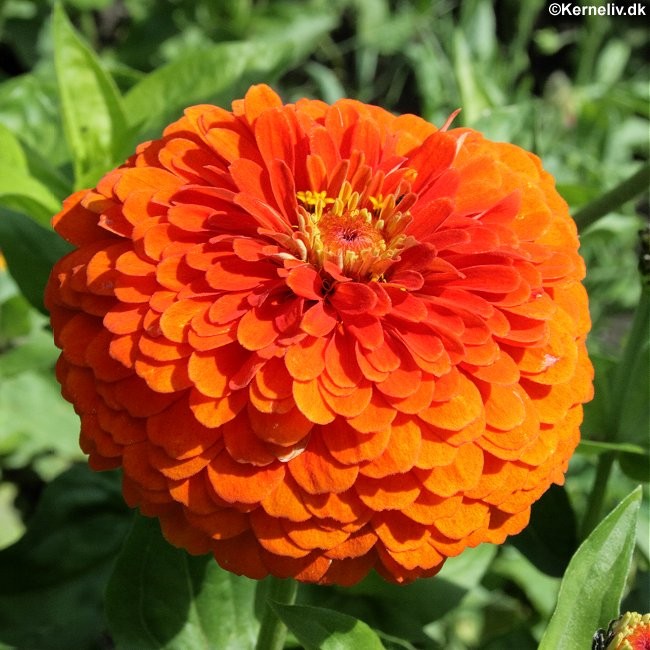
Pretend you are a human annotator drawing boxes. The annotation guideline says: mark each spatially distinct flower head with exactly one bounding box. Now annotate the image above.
[594,612,650,650]
[46,85,593,584]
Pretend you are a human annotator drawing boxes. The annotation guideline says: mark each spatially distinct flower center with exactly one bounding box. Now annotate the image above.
[295,182,415,280]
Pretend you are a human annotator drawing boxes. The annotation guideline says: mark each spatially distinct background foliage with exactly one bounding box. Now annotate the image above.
[0,1,648,648]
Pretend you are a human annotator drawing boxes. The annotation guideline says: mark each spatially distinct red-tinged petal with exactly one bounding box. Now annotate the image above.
[325,529,377,561]
[255,108,297,173]
[212,531,268,580]
[160,299,210,342]
[480,382,527,431]
[433,500,489,540]
[237,307,279,351]
[415,443,484,497]
[260,474,311,522]
[355,345,390,382]
[363,335,401,373]
[242,84,283,124]
[355,472,421,511]
[286,519,351,551]
[375,361,422,399]
[288,433,358,495]
[372,510,429,551]
[402,492,462,525]
[207,450,285,505]
[301,301,338,337]
[420,372,483,430]
[250,510,312,558]
[323,419,391,465]
[135,357,192,393]
[329,281,377,315]
[302,489,369,524]
[344,314,384,350]
[285,336,327,381]
[286,264,323,300]
[254,356,293,400]
[321,380,373,417]
[206,256,276,291]
[360,417,421,478]
[409,197,455,240]
[222,411,277,466]
[462,351,520,385]
[292,378,336,425]
[347,392,396,433]
[324,330,362,388]
[416,424,459,469]
[384,373,436,414]
[248,403,313,446]
[189,388,247,428]
[149,442,219,480]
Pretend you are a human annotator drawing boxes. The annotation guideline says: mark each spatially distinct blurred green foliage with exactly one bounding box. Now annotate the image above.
[0,1,648,649]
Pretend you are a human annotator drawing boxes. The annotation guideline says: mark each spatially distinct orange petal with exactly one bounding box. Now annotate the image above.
[402,492,462,525]
[372,510,429,552]
[322,418,390,465]
[286,519,350,551]
[302,488,369,524]
[147,396,222,459]
[480,382,527,431]
[285,336,327,380]
[189,388,247,428]
[288,433,358,495]
[188,345,245,398]
[419,372,483,430]
[207,450,285,505]
[248,404,314,446]
[433,499,490,540]
[347,392,396,433]
[359,417,421,478]
[249,509,311,558]
[148,441,219,480]
[320,379,372,417]
[355,472,420,511]
[260,474,311,522]
[292,378,336,425]
[222,411,277,466]
[415,443,484,497]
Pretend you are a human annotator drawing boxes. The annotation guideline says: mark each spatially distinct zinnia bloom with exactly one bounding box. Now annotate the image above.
[46,84,593,585]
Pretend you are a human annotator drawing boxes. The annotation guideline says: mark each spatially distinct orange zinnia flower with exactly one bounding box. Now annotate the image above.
[46,84,593,585]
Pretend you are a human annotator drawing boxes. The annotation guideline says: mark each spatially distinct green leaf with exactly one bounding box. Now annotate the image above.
[0,207,72,313]
[578,439,648,457]
[510,484,577,577]
[0,166,62,227]
[123,10,337,136]
[0,70,69,168]
[0,369,82,464]
[0,465,131,650]
[0,121,61,226]
[0,327,60,377]
[271,602,385,650]
[539,486,642,650]
[105,514,258,650]
[308,545,496,644]
[0,122,28,171]
[52,2,129,188]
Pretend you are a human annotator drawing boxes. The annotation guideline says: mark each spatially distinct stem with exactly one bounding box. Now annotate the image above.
[581,451,615,540]
[572,162,650,231]
[255,577,298,650]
